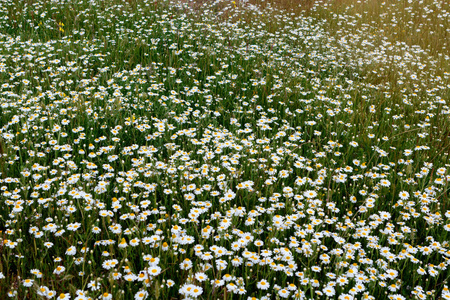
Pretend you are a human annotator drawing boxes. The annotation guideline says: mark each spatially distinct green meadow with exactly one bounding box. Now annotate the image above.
[0,0,449,299]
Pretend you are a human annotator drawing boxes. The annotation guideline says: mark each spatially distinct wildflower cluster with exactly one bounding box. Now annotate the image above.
[0,0,449,299]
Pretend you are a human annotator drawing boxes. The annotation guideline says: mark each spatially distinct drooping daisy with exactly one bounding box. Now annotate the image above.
[134,290,148,300]
[23,279,34,287]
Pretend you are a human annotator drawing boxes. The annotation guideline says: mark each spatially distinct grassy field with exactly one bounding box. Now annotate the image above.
[0,0,449,299]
